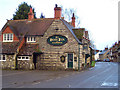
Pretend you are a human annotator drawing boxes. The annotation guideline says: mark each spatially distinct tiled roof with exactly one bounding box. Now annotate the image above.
[99,50,109,55]
[1,18,83,55]
[72,28,84,42]
[1,42,19,54]
[2,18,54,39]
[18,44,39,55]
[61,19,82,44]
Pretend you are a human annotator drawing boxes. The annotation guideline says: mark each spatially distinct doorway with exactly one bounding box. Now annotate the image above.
[33,53,37,69]
[68,53,73,68]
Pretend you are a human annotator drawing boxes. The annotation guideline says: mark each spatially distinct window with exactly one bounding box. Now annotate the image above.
[27,37,36,42]
[3,33,13,42]
[83,45,88,50]
[17,56,30,60]
[0,55,6,61]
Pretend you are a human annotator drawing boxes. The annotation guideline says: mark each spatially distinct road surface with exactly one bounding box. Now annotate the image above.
[1,62,118,88]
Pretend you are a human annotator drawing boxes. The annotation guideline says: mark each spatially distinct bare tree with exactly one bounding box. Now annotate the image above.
[61,5,95,49]
[61,6,80,28]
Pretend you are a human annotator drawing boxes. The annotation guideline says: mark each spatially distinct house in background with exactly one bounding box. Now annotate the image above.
[118,41,120,62]
[110,41,120,62]
[0,4,92,70]
[99,47,110,61]
[94,50,101,61]
[73,28,92,69]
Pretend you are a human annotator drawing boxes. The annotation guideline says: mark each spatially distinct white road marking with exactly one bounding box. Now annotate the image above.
[66,84,71,88]
[46,79,53,82]
[101,82,118,87]
[32,82,41,85]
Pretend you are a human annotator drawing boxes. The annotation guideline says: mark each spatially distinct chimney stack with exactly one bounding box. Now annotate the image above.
[72,13,75,27]
[105,47,108,51]
[85,31,88,39]
[96,50,99,52]
[28,8,34,20]
[54,4,62,19]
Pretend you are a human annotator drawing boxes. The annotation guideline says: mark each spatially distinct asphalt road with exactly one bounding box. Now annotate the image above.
[1,62,118,88]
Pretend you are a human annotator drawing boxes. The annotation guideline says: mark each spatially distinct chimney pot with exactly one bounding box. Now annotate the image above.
[54,4,62,19]
[55,4,58,8]
[28,8,34,20]
[72,13,75,27]
[105,47,108,50]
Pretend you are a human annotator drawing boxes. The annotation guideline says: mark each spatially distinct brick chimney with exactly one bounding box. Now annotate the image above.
[105,47,108,51]
[96,50,99,52]
[28,8,34,20]
[85,31,88,39]
[54,4,62,19]
[72,13,75,27]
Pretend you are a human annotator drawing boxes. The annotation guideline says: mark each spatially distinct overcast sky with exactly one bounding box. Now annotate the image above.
[0,0,119,50]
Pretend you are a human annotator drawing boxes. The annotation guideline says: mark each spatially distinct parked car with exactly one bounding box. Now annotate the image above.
[95,59,102,62]
[104,58,110,62]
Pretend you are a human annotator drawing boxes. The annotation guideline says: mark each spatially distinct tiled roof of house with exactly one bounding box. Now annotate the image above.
[72,28,84,42]
[18,44,39,55]
[1,18,55,39]
[1,42,19,54]
[61,19,82,44]
[1,18,83,55]
[99,50,109,55]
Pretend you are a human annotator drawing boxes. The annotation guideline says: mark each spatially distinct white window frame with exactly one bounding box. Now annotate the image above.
[3,33,13,42]
[0,55,6,61]
[27,36,36,42]
[17,56,30,60]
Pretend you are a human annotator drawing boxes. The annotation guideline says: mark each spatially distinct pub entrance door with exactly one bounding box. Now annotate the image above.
[68,53,73,68]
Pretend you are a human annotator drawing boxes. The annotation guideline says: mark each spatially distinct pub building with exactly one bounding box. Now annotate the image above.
[0,4,91,70]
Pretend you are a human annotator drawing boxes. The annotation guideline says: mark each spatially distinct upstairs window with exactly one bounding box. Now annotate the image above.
[3,33,13,42]
[0,55,6,61]
[27,37,36,42]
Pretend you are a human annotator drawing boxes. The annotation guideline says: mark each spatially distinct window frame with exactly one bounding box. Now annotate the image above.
[17,56,30,60]
[27,36,36,42]
[0,55,6,61]
[3,33,13,42]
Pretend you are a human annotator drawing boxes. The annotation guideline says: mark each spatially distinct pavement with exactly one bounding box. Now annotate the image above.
[1,62,119,89]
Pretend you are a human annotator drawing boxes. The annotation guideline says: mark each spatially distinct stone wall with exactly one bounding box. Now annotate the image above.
[36,19,81,70]
[17,56,34,70]
[82,38,91,68]
[1,55,15,69]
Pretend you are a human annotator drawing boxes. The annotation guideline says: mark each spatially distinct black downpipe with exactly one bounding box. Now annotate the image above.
[15,55,18,70]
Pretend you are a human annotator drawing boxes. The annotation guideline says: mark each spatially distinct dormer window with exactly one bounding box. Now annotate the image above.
[3,33,13,42]
[27,36,36,42]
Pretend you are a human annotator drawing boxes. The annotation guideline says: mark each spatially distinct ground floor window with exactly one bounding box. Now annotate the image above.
[17,56,30,60]
[0,55,6,61]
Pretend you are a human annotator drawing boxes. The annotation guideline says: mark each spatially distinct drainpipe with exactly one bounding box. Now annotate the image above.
[15,55,18,70]
[78,44,80,70]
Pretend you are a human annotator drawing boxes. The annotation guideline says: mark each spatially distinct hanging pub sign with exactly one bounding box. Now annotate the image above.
[47,35,68,46]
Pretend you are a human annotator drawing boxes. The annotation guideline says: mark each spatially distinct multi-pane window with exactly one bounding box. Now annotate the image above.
[17,56,30,60]
[0,55,6,61]
[27,37,36,42]
[83,45,88,50]
[3,33,13,42]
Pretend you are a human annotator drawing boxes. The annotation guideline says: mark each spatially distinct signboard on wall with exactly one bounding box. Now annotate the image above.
[47,35,68,46]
